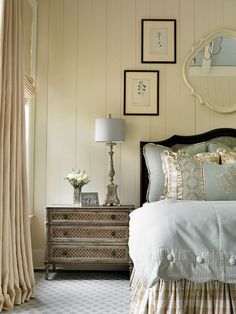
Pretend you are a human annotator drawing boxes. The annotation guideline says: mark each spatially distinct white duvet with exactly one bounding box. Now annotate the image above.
[129,200,236,288]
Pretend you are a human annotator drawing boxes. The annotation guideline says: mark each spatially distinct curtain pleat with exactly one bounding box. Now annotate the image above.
[24,75,35,98]
[0,0,35,311]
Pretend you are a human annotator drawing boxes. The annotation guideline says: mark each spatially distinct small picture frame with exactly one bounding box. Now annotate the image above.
[141,19,176,63]
[124,70,159,115]
[81,192,99,207]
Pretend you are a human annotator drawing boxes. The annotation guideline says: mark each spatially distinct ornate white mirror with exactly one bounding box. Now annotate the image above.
[183,29,236,113]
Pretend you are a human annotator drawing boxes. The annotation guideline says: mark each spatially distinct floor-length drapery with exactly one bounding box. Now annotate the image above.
[0,0,35,310]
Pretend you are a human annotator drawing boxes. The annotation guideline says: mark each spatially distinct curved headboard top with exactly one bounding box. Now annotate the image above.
[140,128,236,206]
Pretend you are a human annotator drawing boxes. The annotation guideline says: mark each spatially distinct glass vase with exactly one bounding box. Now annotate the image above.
[73,186,82,206]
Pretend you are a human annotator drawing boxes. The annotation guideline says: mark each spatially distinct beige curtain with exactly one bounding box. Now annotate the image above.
[0,0,35,311]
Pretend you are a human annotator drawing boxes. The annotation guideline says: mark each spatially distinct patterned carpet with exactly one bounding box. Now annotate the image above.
[12,271,130,314]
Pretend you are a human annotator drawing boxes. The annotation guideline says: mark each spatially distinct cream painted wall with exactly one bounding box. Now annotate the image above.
[33,0,236,268]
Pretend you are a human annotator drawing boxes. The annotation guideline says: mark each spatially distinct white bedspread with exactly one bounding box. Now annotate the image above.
[129,200,236,288]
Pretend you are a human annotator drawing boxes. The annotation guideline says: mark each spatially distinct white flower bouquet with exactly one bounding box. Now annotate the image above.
[65,169,90,189]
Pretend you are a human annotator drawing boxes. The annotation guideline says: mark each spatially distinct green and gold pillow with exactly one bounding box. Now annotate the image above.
[162,151,236,201]
[218,150,236,165]
[178,142,208,155]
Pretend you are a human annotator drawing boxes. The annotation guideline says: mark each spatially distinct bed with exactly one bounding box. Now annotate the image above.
[129,128,236,314]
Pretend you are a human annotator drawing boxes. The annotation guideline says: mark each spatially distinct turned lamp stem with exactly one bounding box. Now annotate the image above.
[95,114,125,206]
[107,141,116,185]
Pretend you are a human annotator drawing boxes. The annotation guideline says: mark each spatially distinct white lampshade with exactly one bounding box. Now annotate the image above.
[95,117,125,142]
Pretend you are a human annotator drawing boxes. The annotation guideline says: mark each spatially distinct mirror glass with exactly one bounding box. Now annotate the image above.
[183,30,236,113]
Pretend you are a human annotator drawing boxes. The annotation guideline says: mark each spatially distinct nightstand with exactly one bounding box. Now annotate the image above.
[44,205,134,279]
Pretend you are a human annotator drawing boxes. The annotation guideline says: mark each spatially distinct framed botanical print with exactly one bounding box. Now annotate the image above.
[141,19,176,63]
[124,70,159,116]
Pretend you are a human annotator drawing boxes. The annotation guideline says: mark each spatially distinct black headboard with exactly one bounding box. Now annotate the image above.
[140,128,236,206]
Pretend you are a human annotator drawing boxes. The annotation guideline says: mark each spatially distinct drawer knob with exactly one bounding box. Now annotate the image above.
[111,215,116,220]
[63,231,68,236]
[63,214,68,220]
[111,231,116,237]
[112,250,116,257]
[62,250,68,256]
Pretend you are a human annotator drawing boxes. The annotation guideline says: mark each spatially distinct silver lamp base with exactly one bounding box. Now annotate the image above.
[104,184,120,206]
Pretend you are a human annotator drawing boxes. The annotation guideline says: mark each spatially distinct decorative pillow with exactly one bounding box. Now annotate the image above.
[161,151,236,201]
[143,143,172,202]
[218,150,236,165]
[208,136,236,149]
[177,142,208,155]
[207,142,231,153]
[194,152,220,164]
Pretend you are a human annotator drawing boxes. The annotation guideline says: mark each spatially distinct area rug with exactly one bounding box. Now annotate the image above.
[11,271,130,314]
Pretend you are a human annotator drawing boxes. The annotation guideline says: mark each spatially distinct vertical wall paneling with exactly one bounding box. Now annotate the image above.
[165,0,181,137]
[223,0,236,29]
[179,0,195,135]
[194,0,212,133]
[208,0,224,130]
[106,0,122,198]
[46,0,64,204]
[60,0,78,203]
[120,0,136,205]
[76,0,93,194]
[132,0,151,204]
[150,0,166,141]
[89,0,107,199]
[33,0,236,267]
[33,0,49,264]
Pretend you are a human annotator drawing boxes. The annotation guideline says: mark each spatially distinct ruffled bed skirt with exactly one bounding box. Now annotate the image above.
[130,270,236,314]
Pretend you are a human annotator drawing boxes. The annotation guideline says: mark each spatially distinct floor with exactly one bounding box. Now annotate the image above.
[11,271,130,314]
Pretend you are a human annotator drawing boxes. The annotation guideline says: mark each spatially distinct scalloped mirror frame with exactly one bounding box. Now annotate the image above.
[183,29,236,113]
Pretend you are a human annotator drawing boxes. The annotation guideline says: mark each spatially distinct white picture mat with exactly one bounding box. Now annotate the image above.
[125,72,158,114]
[143,20,175,62]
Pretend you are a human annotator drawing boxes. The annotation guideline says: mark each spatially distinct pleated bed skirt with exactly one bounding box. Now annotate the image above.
[130,270,236,314]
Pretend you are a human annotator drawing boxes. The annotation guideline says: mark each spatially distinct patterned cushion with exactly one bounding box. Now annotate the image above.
[207,142,232,153]
[178,142,208,155]
[194,152,220,164]
[208,136,236,148]
[162,151,236,200]
[219,150,236,165]
[143,142,207,203]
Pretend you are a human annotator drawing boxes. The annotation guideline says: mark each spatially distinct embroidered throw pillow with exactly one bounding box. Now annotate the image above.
[177,142,208,155]
[218,150,236,165]
[161,151,236,200]
[207,142,231,153]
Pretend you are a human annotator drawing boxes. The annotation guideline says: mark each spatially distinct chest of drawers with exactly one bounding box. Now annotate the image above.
[44,205,134,279]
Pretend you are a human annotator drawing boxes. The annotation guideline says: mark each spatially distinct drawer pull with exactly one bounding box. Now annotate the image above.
[111,215,116,220]
[63,214,68,220]
[111,231,116,237]
[63,231,68,236]
[112,250,116,257]
[62,250,68,256]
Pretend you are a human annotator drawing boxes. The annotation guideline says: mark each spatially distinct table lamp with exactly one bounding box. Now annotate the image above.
[95,114,125,206]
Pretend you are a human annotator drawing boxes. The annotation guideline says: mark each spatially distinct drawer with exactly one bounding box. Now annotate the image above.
[50,245,129,263]
[50,226,128,243]
[50,210,129,224]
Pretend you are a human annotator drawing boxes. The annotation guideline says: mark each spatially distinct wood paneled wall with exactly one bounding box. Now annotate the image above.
[33,0,236,267]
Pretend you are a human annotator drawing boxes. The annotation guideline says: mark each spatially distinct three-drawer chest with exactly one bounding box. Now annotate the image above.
[44,205,134,279]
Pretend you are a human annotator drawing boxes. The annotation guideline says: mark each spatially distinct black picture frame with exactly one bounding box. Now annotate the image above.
[124,70,159,116]
[141,19,176,63]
